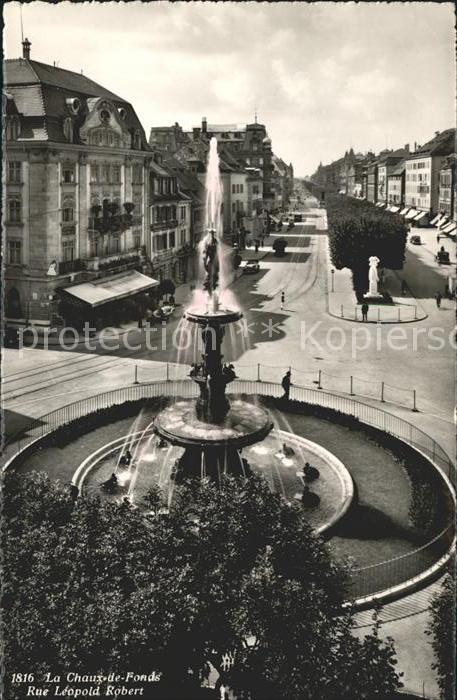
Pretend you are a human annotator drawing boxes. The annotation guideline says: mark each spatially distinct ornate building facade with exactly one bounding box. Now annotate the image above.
[4,40,154,328]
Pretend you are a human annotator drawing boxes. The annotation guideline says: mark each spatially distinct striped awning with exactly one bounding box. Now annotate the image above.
[413,211,428,221]
[390,206,400,213]
[441,222,456,234]
[406,209,419,219]
[62,270,159,307]
[430,214,441,226]
[399,207,410,215]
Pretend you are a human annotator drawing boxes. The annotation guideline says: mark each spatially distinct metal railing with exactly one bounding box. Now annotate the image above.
[138,362,420,411]
[2,380,454,602]
[337,303,422,323]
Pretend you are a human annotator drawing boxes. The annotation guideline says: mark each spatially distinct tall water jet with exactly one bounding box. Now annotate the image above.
[154,137,273,482]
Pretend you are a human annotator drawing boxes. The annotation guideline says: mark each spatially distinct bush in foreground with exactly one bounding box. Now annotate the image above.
[2,471,403,699]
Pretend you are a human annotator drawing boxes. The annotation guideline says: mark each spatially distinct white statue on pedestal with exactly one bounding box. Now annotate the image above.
[367,256,380,297]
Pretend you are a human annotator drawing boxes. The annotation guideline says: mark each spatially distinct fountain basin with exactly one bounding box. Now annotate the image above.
[184,306,243,326]
[154,399,273,448]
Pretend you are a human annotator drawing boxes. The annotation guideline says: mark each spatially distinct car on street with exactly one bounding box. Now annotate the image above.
[243,260,260,274]
[410,235,422,245]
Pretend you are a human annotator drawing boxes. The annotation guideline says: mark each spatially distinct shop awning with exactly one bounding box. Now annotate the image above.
[62,270,159,307]
[390,206,400,213]
[442,222,456,234]
[430,214,441,226]
[399,207,410,215]
[269,215,280,224]
[413,211,428,221]
[435,216,448,227]
[406,209,419,219]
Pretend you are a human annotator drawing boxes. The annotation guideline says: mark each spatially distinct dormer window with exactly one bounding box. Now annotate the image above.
[63,117,73,142]
[100,109,110,123]
[6,116,20,141]
[132,130,141,150]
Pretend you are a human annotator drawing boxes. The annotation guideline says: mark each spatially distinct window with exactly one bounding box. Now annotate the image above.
[8,240,22,264]
[133,231,141,249]
[132,163,142,184]
[6,116,20,141]
[102,164,111,183]
[91,164,100,183]
[62,197,75,223]
[8,198,21,223]
[112,165,121,183]
[111,236,120,254]
[63,118,73,142]
[169,231,175,248]
[179,229,186,246]
[8,161,22,183]
[62,238,75,262]
[155,233,167,251]
[62,165,75,184]
[180,206,186,221]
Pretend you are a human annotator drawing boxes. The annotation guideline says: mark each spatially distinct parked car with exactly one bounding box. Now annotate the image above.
[410,235,422,245]
[243,260,260,274]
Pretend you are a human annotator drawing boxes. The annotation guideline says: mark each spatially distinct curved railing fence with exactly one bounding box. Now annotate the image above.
[2,379,455,602]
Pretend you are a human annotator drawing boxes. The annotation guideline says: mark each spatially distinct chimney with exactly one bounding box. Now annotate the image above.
[192,127,201,141]
[404,144,410,153]
[202,117,207,134]
[22,37,31,60]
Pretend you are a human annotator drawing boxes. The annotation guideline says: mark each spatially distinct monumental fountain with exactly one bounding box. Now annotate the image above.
[154,138,273,481]
[78,137,353,534]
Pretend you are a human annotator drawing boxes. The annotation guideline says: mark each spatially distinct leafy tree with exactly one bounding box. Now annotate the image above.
[272,237,288,257]
[426,573,456,700]
[2,471,403,699]
[326,195,408,294]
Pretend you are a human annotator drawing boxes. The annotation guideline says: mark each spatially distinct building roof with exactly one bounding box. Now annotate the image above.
[408,128,455,159]
[4,55,149,149]
[4,58,124,101]
[388,161,406,176]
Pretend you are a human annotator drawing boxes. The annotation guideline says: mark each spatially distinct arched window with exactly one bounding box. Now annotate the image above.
[132,130,141,150]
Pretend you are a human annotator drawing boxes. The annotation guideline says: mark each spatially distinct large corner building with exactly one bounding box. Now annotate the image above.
[4,39,155,329]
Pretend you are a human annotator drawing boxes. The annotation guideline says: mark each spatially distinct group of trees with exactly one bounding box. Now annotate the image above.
[326,195,408,296]
[2,470,405,699]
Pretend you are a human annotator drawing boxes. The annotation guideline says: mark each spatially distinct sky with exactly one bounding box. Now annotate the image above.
[3,1,455,176]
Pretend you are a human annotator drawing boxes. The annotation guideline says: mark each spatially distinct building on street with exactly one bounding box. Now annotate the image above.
[148,155,193,285]
[404,129,455,215]
[438,154,456,220]
[386,161,406,207]
[376,147,410,204]
[4,39,156,329]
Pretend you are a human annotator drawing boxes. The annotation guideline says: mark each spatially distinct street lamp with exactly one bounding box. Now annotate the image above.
[331,268,335,292]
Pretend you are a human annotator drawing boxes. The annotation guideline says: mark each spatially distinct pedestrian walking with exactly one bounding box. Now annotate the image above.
[436,233,440,244]
[435,291,442,309]
[255,240,259,253]
[280,291,285,310]
[281,370,292,400]
[361,302,369,322]
[401,280,407,296]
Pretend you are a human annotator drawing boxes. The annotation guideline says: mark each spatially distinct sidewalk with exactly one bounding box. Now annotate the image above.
[326,244,428,324]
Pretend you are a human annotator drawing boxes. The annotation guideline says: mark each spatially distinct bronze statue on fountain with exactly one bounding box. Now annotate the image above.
[154,226,273,483]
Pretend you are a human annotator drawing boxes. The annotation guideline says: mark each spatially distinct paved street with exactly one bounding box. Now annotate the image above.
[4,210,454,459]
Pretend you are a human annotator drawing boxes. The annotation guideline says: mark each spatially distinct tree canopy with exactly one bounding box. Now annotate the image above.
[326,195,408,293]
[2,470,402,699]
[426,573,455,700]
